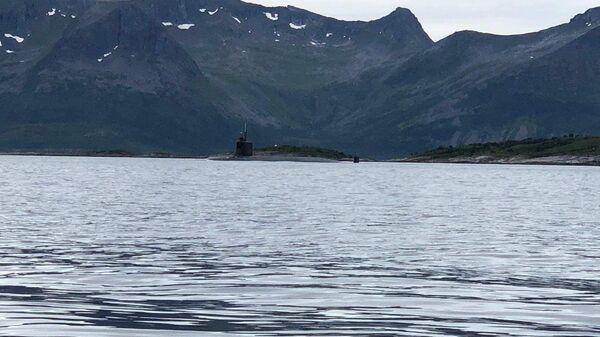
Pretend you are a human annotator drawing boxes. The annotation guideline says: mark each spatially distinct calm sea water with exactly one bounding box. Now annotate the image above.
[0,156,599,336]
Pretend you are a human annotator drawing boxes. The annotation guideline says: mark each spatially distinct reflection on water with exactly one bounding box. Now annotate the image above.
[1,156,599,336]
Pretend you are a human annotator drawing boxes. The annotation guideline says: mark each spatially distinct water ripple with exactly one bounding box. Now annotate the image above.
[1,157,599,336]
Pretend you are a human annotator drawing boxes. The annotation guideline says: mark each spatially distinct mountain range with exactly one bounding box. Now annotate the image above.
[0,0,599,158]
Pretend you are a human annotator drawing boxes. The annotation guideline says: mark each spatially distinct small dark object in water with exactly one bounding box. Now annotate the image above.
[235,124,254,157]
[354,156,360,163]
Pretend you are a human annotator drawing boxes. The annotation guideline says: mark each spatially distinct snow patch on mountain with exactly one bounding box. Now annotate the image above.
[264,12,278,21]
[208,9,219,15]
[232,16,241,24]
[47,9,56,16]
[289,23,306,30]
[4,34,24,43]
[162,22,173,27]
[178,24,195,30]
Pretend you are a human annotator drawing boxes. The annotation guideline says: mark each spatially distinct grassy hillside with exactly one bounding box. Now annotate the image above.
[409,136,600,160]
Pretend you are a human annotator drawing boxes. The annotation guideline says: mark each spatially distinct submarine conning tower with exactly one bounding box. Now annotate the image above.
[235,124,254,157]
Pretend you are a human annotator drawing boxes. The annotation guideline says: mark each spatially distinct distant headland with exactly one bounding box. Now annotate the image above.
[399,136,600,166]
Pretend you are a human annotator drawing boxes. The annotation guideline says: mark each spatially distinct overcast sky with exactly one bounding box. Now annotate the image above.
[244,0,600,41]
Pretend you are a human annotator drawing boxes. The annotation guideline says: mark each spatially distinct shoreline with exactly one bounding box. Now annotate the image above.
[2,152,600,167]
[395,155,600,167]
[0,152,345,163]
[0,152,207,160]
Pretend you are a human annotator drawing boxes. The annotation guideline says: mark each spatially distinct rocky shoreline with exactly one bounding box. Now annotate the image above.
[0,152,346,163]
[398,155,600,166]
[0,152,206,159]
[4,152,600,167]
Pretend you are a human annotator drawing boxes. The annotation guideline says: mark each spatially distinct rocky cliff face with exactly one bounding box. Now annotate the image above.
[0,1,599,158]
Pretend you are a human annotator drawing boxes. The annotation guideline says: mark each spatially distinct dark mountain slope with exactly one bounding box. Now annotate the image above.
[462,25,600,137]
[0,2,238,153]
[134,0,433,126]
[313,7,600,157]
[0,0,434,155]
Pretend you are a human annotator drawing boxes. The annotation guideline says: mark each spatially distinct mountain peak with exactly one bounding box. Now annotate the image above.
[391,7,415,16]
[368,6,432,46]
[570,6,600,27]
[376,6,419,22]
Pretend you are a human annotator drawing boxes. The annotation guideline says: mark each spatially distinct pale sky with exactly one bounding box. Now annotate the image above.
[244,0,600,41]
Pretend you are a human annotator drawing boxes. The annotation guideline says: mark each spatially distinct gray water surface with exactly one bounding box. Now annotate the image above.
[1,156,599,336]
